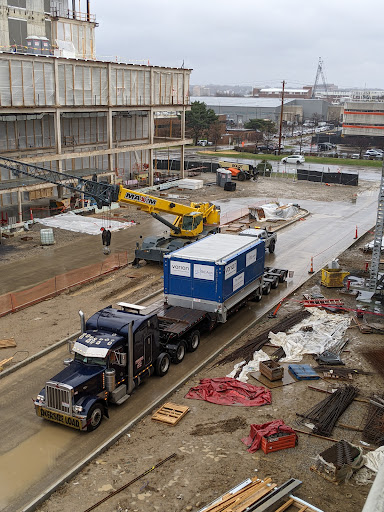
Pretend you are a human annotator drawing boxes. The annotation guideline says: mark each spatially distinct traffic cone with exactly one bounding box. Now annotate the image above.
[308,257,314,274]
[354,225,358,239]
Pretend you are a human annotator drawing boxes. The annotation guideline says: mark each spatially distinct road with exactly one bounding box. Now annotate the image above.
[0,187,380,512]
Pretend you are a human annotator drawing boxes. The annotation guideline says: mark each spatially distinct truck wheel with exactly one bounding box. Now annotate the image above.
[155,353,171,376]
[269,240,276,253]
[172,341,186,364]
[187,330,200,352]
[238,172,246,181]
[263,282,271,295]
[86,403,104,432]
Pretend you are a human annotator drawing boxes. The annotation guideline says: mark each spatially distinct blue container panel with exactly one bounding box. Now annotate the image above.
[164,239,265,304]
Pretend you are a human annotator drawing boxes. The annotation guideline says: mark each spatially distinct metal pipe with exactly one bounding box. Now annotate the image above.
[78,310,86,333]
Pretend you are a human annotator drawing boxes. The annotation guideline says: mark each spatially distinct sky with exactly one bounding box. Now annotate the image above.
[92,0,383,90]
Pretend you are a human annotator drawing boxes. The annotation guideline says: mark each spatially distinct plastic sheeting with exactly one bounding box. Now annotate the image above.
[364,446,384,473]
[185,377,271,406]
[227,350,270,383]
[241,420,297,453]
[249,203,300,222]
[37,212,133,235]
[268,308,350,363]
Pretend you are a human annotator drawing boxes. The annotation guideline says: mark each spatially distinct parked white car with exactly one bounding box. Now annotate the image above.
[281,155,305,164]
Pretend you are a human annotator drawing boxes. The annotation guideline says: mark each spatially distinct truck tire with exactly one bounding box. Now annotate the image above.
[238,172,246,181]
[263,282,271,295]
[155,353,171,376]
[86,403,104,432]
[269,240,276,253]
[172,341,186,364]
[187,330,200,352]
[279,270,288,282]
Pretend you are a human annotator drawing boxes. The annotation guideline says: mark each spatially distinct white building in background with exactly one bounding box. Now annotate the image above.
[0,1,191,223]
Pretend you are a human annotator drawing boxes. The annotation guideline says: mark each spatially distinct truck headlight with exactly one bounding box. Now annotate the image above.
[74,405,83,413]
[36,394,45,403]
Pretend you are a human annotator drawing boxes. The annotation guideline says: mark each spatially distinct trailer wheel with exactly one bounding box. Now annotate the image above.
[269,240,276,253]
[86,403,104,432]
[155,353,171,376]
[238,172,246,181]
[187,330,200,352]
[254,288,263,301]
[172,341,187,364]
[271,277,279,289]
[263,282,271,295]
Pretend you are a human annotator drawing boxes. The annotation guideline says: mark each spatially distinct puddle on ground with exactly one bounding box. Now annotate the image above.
[0,424,74,509]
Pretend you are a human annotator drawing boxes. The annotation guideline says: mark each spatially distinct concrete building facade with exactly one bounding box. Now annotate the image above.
[0,2,191,223]
[343,102,384,138]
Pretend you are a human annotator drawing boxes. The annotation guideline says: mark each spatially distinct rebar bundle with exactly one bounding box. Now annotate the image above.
[214,309,311,366]
[297,385,358,437]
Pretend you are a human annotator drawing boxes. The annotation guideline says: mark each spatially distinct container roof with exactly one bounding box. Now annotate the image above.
[168,233,260,263]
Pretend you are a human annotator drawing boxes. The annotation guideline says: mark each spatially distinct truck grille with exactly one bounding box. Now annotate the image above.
[45,381,73,415]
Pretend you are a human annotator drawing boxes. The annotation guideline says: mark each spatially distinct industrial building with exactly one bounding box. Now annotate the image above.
[0,0,191,224]
[342,102,384,140]
[192,96,332,128]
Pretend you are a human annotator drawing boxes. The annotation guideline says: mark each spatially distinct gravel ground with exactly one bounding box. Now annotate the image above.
[1,173,383,512]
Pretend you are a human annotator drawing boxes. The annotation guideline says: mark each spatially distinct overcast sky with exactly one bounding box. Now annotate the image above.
[92,0,383,90]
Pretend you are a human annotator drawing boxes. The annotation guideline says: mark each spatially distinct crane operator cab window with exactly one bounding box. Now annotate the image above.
[182,214,203,232]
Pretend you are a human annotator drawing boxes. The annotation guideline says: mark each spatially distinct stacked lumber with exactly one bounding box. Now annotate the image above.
[201,477,276,512]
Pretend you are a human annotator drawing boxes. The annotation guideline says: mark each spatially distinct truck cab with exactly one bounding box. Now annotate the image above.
[34,305,168,432]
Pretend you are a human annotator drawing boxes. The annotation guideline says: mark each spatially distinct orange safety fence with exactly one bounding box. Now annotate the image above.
[0,251,129,318]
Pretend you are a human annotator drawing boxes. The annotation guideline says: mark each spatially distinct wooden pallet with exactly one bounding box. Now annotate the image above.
[151,402,189,426]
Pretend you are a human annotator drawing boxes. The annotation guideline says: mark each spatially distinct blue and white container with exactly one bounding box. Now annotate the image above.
[164,234,265,322]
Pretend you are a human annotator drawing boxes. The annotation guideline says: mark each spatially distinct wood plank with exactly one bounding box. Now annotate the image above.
[0,338,16,348]
[201,479,269,512]
[0,357,13,371]
[274,498,295,512]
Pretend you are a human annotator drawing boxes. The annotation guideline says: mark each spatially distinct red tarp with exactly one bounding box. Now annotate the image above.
[185,377,271,406]
[242,419,297,453]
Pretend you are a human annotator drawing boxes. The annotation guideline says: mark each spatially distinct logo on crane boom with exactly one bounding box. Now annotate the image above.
[124,192,157,206]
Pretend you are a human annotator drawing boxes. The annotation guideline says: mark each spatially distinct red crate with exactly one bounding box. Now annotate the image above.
[261,433,297,454]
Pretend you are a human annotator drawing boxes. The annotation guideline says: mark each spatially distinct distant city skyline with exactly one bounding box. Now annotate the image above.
[93,0,384,90]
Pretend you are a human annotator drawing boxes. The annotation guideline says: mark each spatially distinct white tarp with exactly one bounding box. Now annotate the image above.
[37,212,133,235]
[249,203,300,221]
[227,350,270,383]
[364,446,384,473]
[269,308,350,362]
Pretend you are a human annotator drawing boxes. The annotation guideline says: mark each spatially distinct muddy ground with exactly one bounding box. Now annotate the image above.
[0,173,383,512]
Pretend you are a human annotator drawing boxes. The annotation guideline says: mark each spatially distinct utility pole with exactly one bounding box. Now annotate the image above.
[278,80,285,155]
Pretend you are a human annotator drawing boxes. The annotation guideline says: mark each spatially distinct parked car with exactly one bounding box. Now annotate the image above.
[351,154,361,159]
[197,140,213,146]
[281,155,305,164]
[365,149,383,157]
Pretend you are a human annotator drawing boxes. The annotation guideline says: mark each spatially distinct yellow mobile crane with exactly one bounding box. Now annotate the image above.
[0,157,220,263]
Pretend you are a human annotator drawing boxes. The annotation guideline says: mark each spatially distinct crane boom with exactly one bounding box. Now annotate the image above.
[0,156,220,238]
